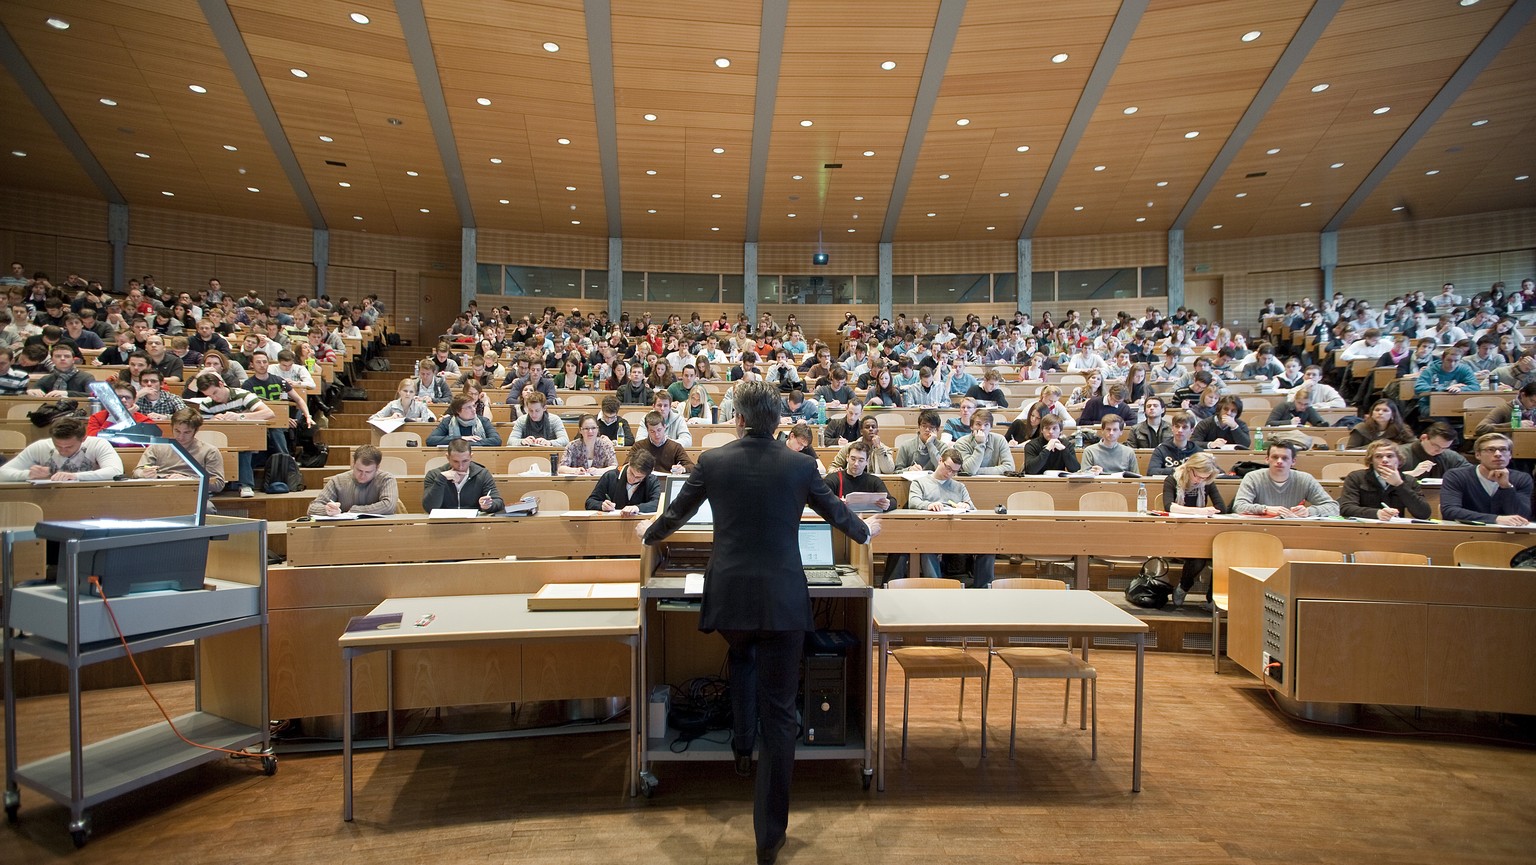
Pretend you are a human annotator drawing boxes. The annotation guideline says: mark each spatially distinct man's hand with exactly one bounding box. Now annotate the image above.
[1377,466,1404,487]
[620,504,640,515]
[1045,439,1065,451]
[52,471,77,482]
[445,469,464,485]
[926,501,945,512]
[139,465,158,478]
[522,436,538,446]
[462,435,481,443]
[28,464,52,480]
[634,518,654,542]
[324,501,342,516]
[1407,460,1435,477]
[1376,506,1399,520]
[600,498,615,512]
[671,463,686,474]
[1496,514,1530,526]
[1488,468,1514,488]
[477,495,496,510]
[862,514,883,540]
[874,495,890,510]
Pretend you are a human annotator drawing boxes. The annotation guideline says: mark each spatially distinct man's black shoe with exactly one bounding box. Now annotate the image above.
[734,750,753,777]
[757,836,785,865]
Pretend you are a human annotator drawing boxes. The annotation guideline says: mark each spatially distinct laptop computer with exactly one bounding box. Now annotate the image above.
[661,475,713,529]
[798,522,841,585]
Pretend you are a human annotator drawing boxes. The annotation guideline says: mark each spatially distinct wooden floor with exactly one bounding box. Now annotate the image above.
[3,651,1534,864]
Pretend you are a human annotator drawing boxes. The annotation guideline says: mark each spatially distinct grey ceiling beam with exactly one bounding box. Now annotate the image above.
[1323,0,1536,232]
[395,0,475,228]
[879,0,966,244]
[583,0,622,237]
[1172,0,1343,230]
[199,0,325,228]
[0,22,124,204]
[743,0,788,242]
[1019,0,1148,239]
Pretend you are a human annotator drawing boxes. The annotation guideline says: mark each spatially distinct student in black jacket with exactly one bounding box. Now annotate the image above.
[1339,440,1431,520]
[1020,415,1081,474]
[585,450,662,514]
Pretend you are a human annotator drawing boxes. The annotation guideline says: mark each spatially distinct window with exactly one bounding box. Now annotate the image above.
[993,273,1017,304]
[853,275,877,304]
[917,273,988,303]
[648,272,718,303]
[504,266,581,298]
[721,274,744,304]
[475,264,502,295]
[585,271,608,301]
[1140,266,1168,298]
[1057,268,1138,302]
[893,275,916,305]
[782,274,852,304]
[622,271,646,301]
[1031,272,1055,304]
[756,276,781,304]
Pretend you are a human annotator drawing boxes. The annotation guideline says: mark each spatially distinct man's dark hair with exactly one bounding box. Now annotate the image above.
[354,445,382,466]
[1266,441,1298,460]
[627,448,656,473]
[917,408,940,430]
[733,380,786,435]
[446,438,473,456]
[50,417,87,441]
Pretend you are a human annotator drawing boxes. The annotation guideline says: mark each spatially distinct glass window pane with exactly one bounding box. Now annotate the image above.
[584,269,608,301]
[993,273,1017,304]
[894,275,916,305]
[916,273,988,303]
[504,266,581,299]
[756,276,780,304]
[1140,266,1168,298]
[853,275,877,304]
[721,274,744,304]
[623,271,646,302]
[648,272,718,304]
[476,264,502,295]
[1031,272,1055,305]
[1057,268,1138,302]
[781,274,852,304]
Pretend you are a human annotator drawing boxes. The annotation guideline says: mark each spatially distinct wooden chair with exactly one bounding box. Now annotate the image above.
[1453,541,1527,568]
[893,432,918,449]
[6,403,42,419]
[0,501,47,582]
[1078,492,1144,575]
[1319,463,1359,481]
[987,577,1096,760]
[198,430,230,449]
[1462,395,1507,411]
[621,410,650,429]
[701,431,736,448]
[423,455,448,472]
[870,413,907,427]
[886,577,989,761]
[379,431,422,448]
[1212,531,1285,672]
[379,456,409,477]
[563,393,597,407]
[507,455,550,475]
[1352,550,1429,565]
[1006,492,1074,577]
[524,488,571,514]
[0,429,27,451]
[1282,548,1347,564]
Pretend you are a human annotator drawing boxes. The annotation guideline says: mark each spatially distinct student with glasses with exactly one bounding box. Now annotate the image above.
[1439,433,1532,526]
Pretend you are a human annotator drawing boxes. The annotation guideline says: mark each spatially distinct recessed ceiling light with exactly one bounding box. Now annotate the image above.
[1373,106,1391,115]
[1471,119,1488,127]
[419,208,430,213]
[881,60,896,70]
[1147,201,1155,207]
[1050,53,1069,63]
[489,157,502,164]
[247,186,260,193]
[863,150,875,157]
[476,97,492,106]
[566,186,577,191]
[1136,217,1147,222]
[787,213,796,218]
[352,215,363,220]
[1515,175,1529,181]
[46,17,70,30]
[1093,165,1106,171]
[338,182,351,188]
[1331,162,1345,169]
[543,41,560,52]
[319,135,334,142]
[388,118,402,125]
[350,12,370,24]
[1311,83,1330,93]
[1235,192,1247,198]
[1073,206,1084,211]
[1241,30,1262,42]
[1459,0,1480,6]
[1393,206,1406,212]
[712,147,725,154]
[986,226,996,231]
[223,144,238,151]
[1212,224,1223,229]
[938,173,950,180]
[643,113,657,121]
[800,120,813,127]
[1016,145,1030,152]
[161,191,174,196]
[1123,106,1138,115]
[1300,202,1312,207]
[926,212,936,217]
[290,68,309,79]
[853,195,864,201]
[647,209,657,214]
[1155,181,1169,187]
[956,118,970,126]
[189,85,208,94]
[791,174,803,180]
[499,199,510,204]
[134,152,150,158]
[1184,131,1200,139]
[711,193,722,199]
[714,57,730,68]
[406,170,419,176]
[847,228,856,233]
[571,220,580,225]
[99,98,117,107]
[557,138,571,145]
[1266,148,1281,155]
[645,170,657,175]
[10,151,26,157]
[999,192,1009,198]
[1425,169,1440,175]
[850,214,859,219]
[710,226,720,231]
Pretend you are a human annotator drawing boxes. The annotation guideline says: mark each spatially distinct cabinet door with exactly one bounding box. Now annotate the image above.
[1295,600,1425,706]
[1425,606,1536,714]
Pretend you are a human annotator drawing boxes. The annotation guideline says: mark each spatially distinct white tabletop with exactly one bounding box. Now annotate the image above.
[872,588,1148,636]
[337,593,640,650]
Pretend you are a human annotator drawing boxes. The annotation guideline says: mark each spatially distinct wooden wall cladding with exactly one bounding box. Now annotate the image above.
[477,230,609,270]
[1335,209,1536,267]
[130,204,312,262]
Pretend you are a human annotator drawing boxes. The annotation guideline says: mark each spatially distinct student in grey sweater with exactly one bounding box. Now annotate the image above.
[1233,441,1339,517]
[1082,413,1140,475]
[307,445,399,516]
[954,409,1015,476]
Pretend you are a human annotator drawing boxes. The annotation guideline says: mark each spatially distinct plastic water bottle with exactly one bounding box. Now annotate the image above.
[413,359,420,376]
[1073,429,1083,450]
[1136,483,1148,514]
[816,398,826,425]
[1253,427,1265,452]
[1514,402,1523,429]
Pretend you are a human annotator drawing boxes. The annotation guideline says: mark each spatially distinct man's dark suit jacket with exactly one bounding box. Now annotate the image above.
[585,468,661,513]
[1439,465,1534,523]
[644,433,870,632]
[421,461,504,512]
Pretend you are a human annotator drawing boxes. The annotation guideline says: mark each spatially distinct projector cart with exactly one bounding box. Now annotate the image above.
[2,517,272,848]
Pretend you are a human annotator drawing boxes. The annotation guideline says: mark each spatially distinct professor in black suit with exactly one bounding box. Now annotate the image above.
[640,381,881,865]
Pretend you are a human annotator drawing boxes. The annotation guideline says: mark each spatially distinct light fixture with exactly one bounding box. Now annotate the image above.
[999,192,1010,197]
[557,138,571,145]
[787,213,796,218]
[847,228,856,233]
[711,193,722,199]
[881,60,896,70]
[800,119,813,127]
[1330,162,1345,169]
[223,144,238,151]
[1425,169,1440,175]
[489,157,502,164]
[986,226,996,231]
[350,12,370,24]
[1050,53,1069,63]
[571,220,580,225]
[645,169,657,175]
[338,182,351,188]
[247,187,260,193]
[319,135,334,142]
[1073,205,1084,211]
[419,208,430,213]
[1266,148,1281,154]
[714,57,731,68]
[1212,224,1223,229]
[290,68,309,78]
[1235,192,1247,198]
[1471,119,1489,126]
[712,147,725,154]
[1300,202,1312,207]
[791,174,803,180]
[1016,145,1029,152]
[1155,181,1169,187]
[161,191,174,196]
[956,118,970,126]
[566,186,577,191]
[1123,106,1138,115]
[352,215,363,220]
[853,195,864,201]
[99,98,118,107]
[476,97,492,106]
[1311,83,1329,93]
[543,41,560,52]
[189,84,208,94]
[46,17,70,29]
[1518,175,1531,181]
[134,151,150,158]
[710,226,720,231]
[406,170,419,176]
[1241,30,1262,42]
[1147,201,1155,207]
[10,151,26,157]
[643,113,657,121]
[863,150,875,156]
[926,212,936,217]
[850,214,859,219]
[938,173,950,180]
[1184,131,1199,139]
[1392,206,1406,212]
[1459,0,1480,6]
[1373,106,1391,115]
[1093,165,1106,171]
[646,209,657,214]
[387,118,402,126]
[1136,217,1147,222]
[499,199,510,204]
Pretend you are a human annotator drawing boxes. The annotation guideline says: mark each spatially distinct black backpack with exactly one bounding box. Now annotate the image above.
[27,398,83,427]
[1124,558,1173,609]
[263,453,306,494]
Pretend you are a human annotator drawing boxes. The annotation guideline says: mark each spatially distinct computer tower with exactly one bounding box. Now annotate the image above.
[802,654,847,746]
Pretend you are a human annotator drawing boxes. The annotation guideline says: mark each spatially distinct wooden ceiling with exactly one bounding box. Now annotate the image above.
[1,0,1531,246]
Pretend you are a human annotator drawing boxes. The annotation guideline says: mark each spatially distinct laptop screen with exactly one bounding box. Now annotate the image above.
[663,476,713,529]
[90,380,137,431]
[797,522,834,568]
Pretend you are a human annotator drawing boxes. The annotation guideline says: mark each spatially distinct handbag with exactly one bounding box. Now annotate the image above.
[1124,557,1173,609]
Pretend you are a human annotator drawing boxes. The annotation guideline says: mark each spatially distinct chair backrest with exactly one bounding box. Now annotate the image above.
[198,429,230,448]
[1282,547,1348,564]
[423,455,448,472]
[379,456,409,477]
[380,431,422,448]
[1239,395,1272,413]
[1211,531,1285,597]
[886,577,965,590]
[1352,550,1430,566]
[1462,395,1507,411]
[7,403,40,419]
[1319,462,1359,481]
[893,432,918,449]
[525,488,571,513]
[0,428,27,450]
[1453,540,1527,568]
[1078,490,1128,512]
[1006,491,1055,512]
[563,393,597,407]
[621,410,650,429]
[507,455,550,475]
[871,412,907,427]
[701,431,736,448]
[992,577,1068,590]
[0,500,45,529]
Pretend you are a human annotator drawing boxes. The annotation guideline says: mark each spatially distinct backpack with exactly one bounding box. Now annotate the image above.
[263,453,306,494]
[297,443,330,469]
[1124,558,1173,609]
[367,357,391,372]
[27,398,82,427]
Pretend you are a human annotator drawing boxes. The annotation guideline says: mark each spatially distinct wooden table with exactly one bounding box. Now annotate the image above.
[0,479,200,521]
[284,512,644,566]
[338,593,640,819]
[871,589,1148,792]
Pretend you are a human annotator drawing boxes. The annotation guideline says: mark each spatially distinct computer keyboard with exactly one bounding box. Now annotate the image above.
[805,569,841,585]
